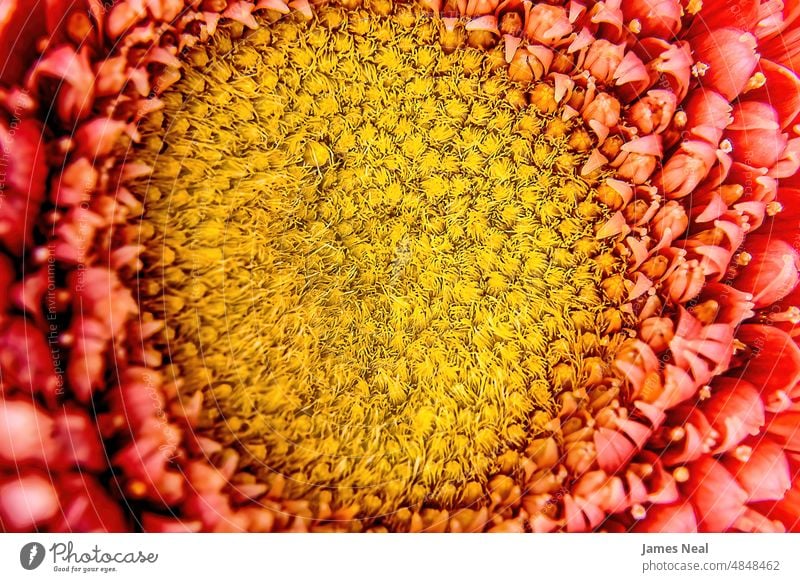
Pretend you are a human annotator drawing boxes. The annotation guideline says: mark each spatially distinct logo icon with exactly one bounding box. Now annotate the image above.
[20,542,46,570]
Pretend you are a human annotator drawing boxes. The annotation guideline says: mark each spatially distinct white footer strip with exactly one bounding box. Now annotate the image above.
[2,533,799,581]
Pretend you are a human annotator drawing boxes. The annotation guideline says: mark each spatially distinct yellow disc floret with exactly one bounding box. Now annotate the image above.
[134,4,625,523]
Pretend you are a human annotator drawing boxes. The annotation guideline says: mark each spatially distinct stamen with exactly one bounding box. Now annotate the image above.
[133,5,625,518]
[743,72,767,92]
[692,62,709,77]
[673,466,690,482]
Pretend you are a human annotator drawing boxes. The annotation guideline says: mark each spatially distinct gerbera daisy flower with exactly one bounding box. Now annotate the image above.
[1,0,799,533]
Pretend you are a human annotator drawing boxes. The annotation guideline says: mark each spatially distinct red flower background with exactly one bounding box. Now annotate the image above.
[1,0,800,532]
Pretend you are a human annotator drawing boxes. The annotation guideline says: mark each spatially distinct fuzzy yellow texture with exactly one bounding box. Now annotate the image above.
[135,5,624,520]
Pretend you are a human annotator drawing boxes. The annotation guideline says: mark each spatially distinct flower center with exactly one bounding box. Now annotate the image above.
[134,5,625,521]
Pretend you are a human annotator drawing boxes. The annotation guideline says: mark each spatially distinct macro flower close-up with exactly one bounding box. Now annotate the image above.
[1,0,800,534]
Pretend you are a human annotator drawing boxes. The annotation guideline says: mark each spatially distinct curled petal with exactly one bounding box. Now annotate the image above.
[701,378,765,454]
[224,1,259,29]
[656,140,718,199]
[51,158,98,206]
[683,89,733,146]
[507,46,551,83]
[622,0,682,38]
[582,92,620,129]
[736,324,800,396]
[524,3,571,44]
[583,39,625,83]
[74,119,132,160]
[765,411,800,452]
[637,38,692,102]
[27,45,95,122]
[626,89,677,135]
[744,59,800,129]
[694,282,755,326]
[613,51,650,98]
[723,439,791,502]
[664,259,706,304]
[53,475,128,532]
[684,457,748,532]
[107,0,148,39]
[763,478,800,531]
[726,101,788,168]
[687,0,759,35]
[633,502,697,532]
[734,236,800,308]
[691,28,759,101]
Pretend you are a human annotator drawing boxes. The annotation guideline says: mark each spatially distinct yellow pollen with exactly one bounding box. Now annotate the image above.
[766,201,783,216]
[734,445,752,462]
[736,251,753,266]
[692,62,709,77]
[685,0,703,15]
[631,503,647,520]
[670,426,686,441]
[673,466,690,483]
[128,481,148,498]
[744,72,767,92]
[133,5,626,521]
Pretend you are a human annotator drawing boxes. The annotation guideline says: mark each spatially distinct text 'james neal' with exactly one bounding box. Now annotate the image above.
[641,543,709,556]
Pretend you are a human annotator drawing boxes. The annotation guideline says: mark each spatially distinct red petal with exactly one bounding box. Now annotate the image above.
[656,140,718,199]
[735,236,800,308]
[141,513,203,533]
[0,254,13,315]
[701,377,765,454]
[27,45,95,122]
[726,102,788,168]
[736,324,800,395]
[723,439,791,502]
[0,472,59,531]
[684,457,748,532]
[53,475,128,532]
[0,119,48,253]
[621,0,682,38]
[594,426,637,473]
[762,478,800,531]
[691,28,759,101]
[744,59,800,129]
[0,0,45,85]
[0,399,54,465]
[766,411,800,452]
[686,0,759,36]
[682,89,732,146]
[0,318,59,405]
[633,502,697,532]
